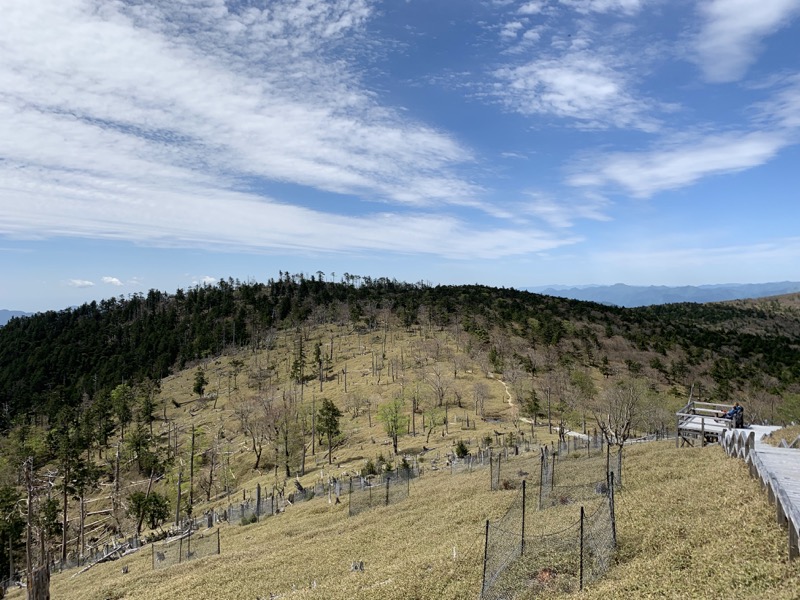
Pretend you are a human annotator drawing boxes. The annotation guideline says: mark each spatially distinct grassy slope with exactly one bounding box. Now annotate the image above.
[11,441,797,600]
[764,426,800,448]
[10,315,799,599]
[579,443,800,600]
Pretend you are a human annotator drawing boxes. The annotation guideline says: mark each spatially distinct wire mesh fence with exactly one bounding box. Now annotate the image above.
[538,446,619,510]
[480,455,617,599]
[152,527,220,570]
[47,535,142,574]
[347,470,413,517]
[449,449,493,474]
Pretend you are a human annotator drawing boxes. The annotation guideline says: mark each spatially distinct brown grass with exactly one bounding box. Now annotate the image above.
[763,425,800,448]
[10,441,799,600]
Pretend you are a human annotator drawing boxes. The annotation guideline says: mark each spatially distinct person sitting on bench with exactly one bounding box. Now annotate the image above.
[723,402,744,428]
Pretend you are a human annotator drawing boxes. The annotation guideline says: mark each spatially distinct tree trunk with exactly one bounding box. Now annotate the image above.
[253,445,262,470]
[61,464,69,563]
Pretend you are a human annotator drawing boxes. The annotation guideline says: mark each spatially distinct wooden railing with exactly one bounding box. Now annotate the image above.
[719,428,754,460]
[675,401,734,447]
[721,429,800,561]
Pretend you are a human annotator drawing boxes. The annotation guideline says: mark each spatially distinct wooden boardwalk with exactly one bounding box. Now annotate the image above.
[722,426,800,560]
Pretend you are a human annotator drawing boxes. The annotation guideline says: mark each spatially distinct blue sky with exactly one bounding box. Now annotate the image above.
[2,0,800,312]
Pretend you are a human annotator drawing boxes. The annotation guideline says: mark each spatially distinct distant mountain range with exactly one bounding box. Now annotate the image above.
[527,282,800,307]
[0,310,31,326]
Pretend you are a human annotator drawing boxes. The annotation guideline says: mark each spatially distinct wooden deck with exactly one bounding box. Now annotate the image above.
[722,426,800,561]
[676,401,736,446]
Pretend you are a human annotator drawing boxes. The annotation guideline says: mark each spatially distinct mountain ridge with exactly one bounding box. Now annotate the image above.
[0,309,30,326]
[527,281,800,307]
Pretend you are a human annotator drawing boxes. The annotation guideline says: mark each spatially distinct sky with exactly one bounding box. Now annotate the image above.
[2,0,800,312]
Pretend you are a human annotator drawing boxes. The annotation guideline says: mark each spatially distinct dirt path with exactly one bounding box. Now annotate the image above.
[489,374,533,425]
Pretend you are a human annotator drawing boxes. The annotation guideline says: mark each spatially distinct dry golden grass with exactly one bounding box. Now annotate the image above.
[10,441,798,600]
[763,425,800,448]
[577,443,800,600]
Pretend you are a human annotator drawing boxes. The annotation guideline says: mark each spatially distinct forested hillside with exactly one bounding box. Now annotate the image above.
[2,273,800,429]
[2,272,800,597]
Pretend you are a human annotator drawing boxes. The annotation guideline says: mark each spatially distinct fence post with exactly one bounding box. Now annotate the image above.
[521,480,526,557]
[579,506,585,591]
[216,528,220,556]
[538,448,544,510]
[497,454,501,489]
[178,537,182,564]
[256,483,261,520]
[490,452,494,491]
[385,478,390,507]
[609,471,617,547]
[151,542,155,570]
[481,520,490,598]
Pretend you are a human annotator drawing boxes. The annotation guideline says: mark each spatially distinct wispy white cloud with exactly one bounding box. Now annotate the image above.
[692,0,800,83]
[0,162,577,259]
[493,51,659,131]
[521,192,611,228]
[560,0,646,15]
[0,0,509,260]
[191,276,218,287]
[518,1,545,15]
[569,130,787,196]
[102,276,124,287]
[67,279,95,288]
[501,20,526,39]
[755,73,800,130]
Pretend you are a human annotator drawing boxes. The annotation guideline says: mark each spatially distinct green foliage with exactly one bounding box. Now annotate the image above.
[37,495,62,543]
[488,347,504,373]
[362,458,378,477]
[317,398,343,464]
[125,425,165,475]
[240,513,258,526]
[377,398,409,453]
[193,368,208,397]
[399,456,412,473]
[777,393,800,423]
[454,439,469,458]
[0,484,25,571]
[128,491,170,531]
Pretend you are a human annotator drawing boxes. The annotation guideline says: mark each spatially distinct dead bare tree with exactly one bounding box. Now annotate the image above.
[594,379,644,486]
[24,458,52,600]
[425,363,451,408]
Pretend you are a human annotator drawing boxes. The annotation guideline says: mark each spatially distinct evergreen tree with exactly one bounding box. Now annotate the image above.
[316,398,342,464]
[193,368,208,397]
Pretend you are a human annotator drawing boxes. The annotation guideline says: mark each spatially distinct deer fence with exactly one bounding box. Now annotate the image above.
[152,527,220,570]
[480,460,617,598]
[48,535,142,574]
[347,468,415,517]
